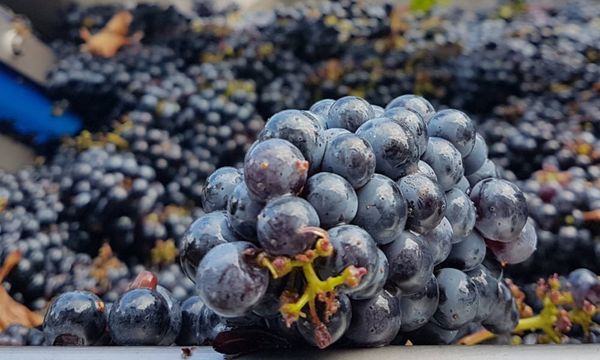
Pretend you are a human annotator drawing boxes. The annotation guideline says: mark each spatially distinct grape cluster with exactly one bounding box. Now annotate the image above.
[173,95,531,350]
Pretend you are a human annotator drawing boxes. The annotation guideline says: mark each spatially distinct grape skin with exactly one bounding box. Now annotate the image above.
[384,106,429,157]
[397,173,446,234]
[467,265,500,323]
[486,218,537,264]
[327,96,375,132]
[462,133,488,176]
[383,231,434,295]
[422,137,465,191]
[398,275,439,332]
[344,290,402,347]
[297,294,352,348]
[321,132,376,189]
[427,109,476,157]
[422,217,453,266]
[200,166,243,212]
[443,231,486,271]
[351,248,389,300]
[444,187,476,238]
[385,94,436,123]
[433,268,479,330]
[304,172,358,228]
[481,282,519,334]
[226,182,264,242]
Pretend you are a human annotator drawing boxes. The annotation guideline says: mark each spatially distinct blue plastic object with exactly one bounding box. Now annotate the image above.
[0,66,81,144]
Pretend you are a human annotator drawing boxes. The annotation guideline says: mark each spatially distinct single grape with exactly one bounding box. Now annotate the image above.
[481,282,518,334]
[466,265,500,323]
[356,117,420,179]
[323,128,351,146]
[422,217,453,266]
[352,174,408,245]
[568,268,600,307]
[344,290,402,347]
[398,274,439,332]
[403,321,458,345]
[297,294,352,349]
[309,98,335,121]
[179,211,240,282]
[385,94,435,123]
[371,105,385,117]
[259,109,325,174]
[384,107,428,156]
[433,268,479,330]
[201,167,243,213]
[303,110,328,129]
[155,286,182,346]
[445,188,476,237]
[304,172,358,228]
[462,133,488,176]
[413,160,438,182]
[442,231,486,271]
[397,173,446,234]
[43,291,106,346]
[455,176,470,194]
[486,219,537,264]
[195,242,269,318]
[427,109,476,157]
[351,248,389,300]
[383,231,434,295]
[318,224,379,296]
[327,96,375,131]
[321,132,376,189]
[257,196,320,256]
[470,178,528,242]
[422,137,464,191]
[175,296,205,346]
[244,139,308,202]
[198,306,232,344]
[252,278,287,319]
[466,159,498,187]
[227,182,264,241]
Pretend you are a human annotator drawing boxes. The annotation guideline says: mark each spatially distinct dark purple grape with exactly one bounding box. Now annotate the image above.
[404,321,458,345]
[309,99,335,121]
[43,291,106,346]
[227,182,264,241]
[109,288,171,345]
[486,219,537,264]
[445,188,476,238]
[422,137,464,191]
[397,174,446,234]
[176,296,205,346]
[179,211,240,282]
[422,217,453,266]
[351,248,389,300]
[481,282,518,334]
[385,95,435,123]
[244,139,308,202]
[383,231,434,295]
[297,294,352,349]
[195,242,269,318]
[201,167,243,212]
[384,106,428,156]
[456,176,470,194]
[433,268,479,330]
[304,172,358,228]
[466,159,498,187]
[470,178,528,242]
[321,132,376,189]
[156,285,182,346]
[462,133,488,176]
[352,174,408,245]
[568,268,600,307]
[467,265,500,323]
[344,290,402,347]
[257,196,320,256]
[427,109,476,157]
[319,224,378,296]
[398,274,439,332]
[327,96,375,131]
[443,231,486,271]
[259,109,325,174]
[356,117,420,179]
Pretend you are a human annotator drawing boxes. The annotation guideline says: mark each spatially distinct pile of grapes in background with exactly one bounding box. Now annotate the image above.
[1,0,600,350]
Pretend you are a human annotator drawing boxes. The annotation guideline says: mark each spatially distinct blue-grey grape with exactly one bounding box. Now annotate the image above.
[443,231,486,271]
[244,138,308,202]
[371,105,385,117]
[466,159,498,187]
[456,176,470,194]
[297,294,352,349]
[422,217,453,266]
[486,218,537,264]
[385,94,435,123]
[176,296,205,346]
[344,290,402,347]
[404,321,458,345]
[304,172,358,228]
[397,173,446,234]
[433,268,479,330]
[356,117,420,179]
[427,109,476,157]
[227,182,264,241]
[568,268,600,307]
[444,188,476,237]
[384,107,429,157]
[351,248,389,300]
[195,242,269,318]
[201,167,243,212]
[481,282,518,334]
[398,274,439,332]
[422,137,464,191]
[309,99,335,122]
[327,96,375,131]
[321,132,376,189]
[383,231,434,295]
[462,133,488,176]
[466,265,500,323]
[353,174,408,245]
[470,178,528,242]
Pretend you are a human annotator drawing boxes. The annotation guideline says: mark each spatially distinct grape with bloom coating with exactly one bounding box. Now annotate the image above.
[353,174,408,245]
[195,242,269,318]
[309,99,335,121]
[244,139,309,202]
[259,109,325,174]
[568,268,600,307]
[201,167,243,212]
[397,173,446,234]
[304,172,358,228]
[433,268,479,330]
[445,188,476,237]
[398,274,439,332]
[227,182,264,241]
[427,109,476,157]
[384,106,428,156]
[422,217,453,266]
[470,178,528,242]
[344,290,402,347]
[351,248,389,300]
[422,137,464,191]
[467,265,500,322]
[327,96,375,131]
[356,117,420,179]
[257,196,320,256]
[321,132,376,189]
[481,282,519,334]
[443,231,486,271]
[385,94,435,123]
[486,218,537,264]
[466,159,498,187]
[383,231,434,295]
[297,294,352,349]
[462,133,488,176]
